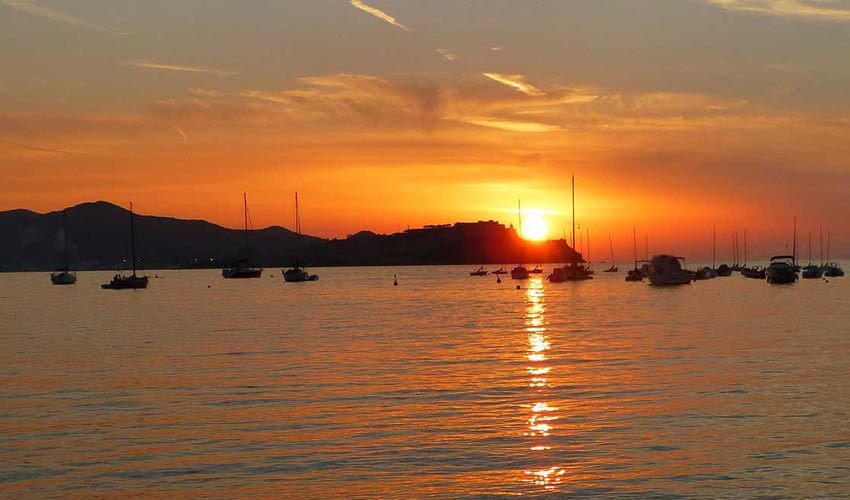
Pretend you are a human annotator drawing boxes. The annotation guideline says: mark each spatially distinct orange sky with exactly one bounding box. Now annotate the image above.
[2,1,849,260]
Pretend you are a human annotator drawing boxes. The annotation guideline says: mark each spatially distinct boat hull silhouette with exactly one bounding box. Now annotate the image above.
[765,256,798,284]
[102,274,149,289]
[510,266,529,280]
[283,268,318,282]
[50,271,76,285]
[222,268,262,279]
[648,255,691,286]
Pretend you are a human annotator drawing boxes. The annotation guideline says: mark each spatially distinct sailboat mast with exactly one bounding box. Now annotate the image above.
[579,232,583,259]
[744,230,747,267]
[294,192,302,267]
[732,231,738,267]
[586,228,591,266]
[518,198,523,266]
[808,231,812,266]
[62,209,70,271]
[295,192,301,235]
[633,226,637,269]
[731,233,735,266]
[826,229,832,264]
[129,202,137,276]
[712,226,716,269]
[609,234,615,266]
[820,226,824,266]
[792,216,797,266]
[243,193,248,232]
[645,234,648,261]
[571,175,576,250]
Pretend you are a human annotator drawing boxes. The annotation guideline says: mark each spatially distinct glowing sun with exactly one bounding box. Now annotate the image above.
[522,213,549,241]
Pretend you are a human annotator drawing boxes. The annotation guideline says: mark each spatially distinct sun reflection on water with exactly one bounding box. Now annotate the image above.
[521,277,565,492]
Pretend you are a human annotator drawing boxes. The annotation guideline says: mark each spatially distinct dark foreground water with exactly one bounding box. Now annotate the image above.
[1,265,848,498]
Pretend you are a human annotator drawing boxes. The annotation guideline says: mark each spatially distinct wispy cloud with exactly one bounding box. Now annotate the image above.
[240,74,443,128]
[458,116,563,133]
[189,88,220,98]
[482,73,545,96]
[1,0,126,33]
[707,0,850,21]
[350,0,412,31]
[138,73,796,137]
[16,144,74,155]
[123,61,236,77]
[436,49,459,61]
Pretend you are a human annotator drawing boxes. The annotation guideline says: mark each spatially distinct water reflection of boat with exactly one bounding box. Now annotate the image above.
[469,266,488,276]
[648,255,692,286]
[765,255,798,284]
[51,209,77,285]
[102,202,149,290]
[223,193,263,279]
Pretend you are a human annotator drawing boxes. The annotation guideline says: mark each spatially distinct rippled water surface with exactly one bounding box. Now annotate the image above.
[2,265,849,498]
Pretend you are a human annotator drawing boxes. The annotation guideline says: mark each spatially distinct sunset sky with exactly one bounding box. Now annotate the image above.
[2,0,849,259]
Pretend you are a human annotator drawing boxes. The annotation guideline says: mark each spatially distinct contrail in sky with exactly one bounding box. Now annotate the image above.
[123,61,236,77]
[350,0,413,31]
[483,73,545,96]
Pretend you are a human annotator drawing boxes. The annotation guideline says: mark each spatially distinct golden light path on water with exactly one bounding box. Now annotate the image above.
[521,277,566,492]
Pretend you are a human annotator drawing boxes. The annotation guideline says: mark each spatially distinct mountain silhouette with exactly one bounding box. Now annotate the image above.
[0,202,583,271]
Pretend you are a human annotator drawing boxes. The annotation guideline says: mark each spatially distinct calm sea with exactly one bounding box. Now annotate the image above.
[2,265,848,499]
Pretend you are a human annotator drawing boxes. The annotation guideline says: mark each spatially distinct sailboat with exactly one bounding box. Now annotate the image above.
[714,227,732,276]
[222,193,263,279]
[101,202,149,289]
[469,265,488,276]
[625,227,645,282]
[510,199,529,280]
[50,209,77,285]
[604,234,618,272]
[692,228,717,280]
[548,175,592,282]
[740,230,764,279]
[822,229,845,277]
[801,230,823,279]
[283,192,319,282]
[730,231,742,272]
